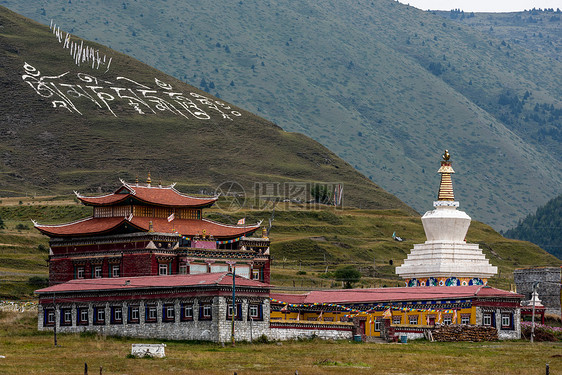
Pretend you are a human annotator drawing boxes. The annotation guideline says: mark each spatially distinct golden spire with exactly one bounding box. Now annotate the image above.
[147,171,152,185]
[437,149,455,201]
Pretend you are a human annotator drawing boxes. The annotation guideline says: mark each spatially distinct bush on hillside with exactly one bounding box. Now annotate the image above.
[334,265,361,289]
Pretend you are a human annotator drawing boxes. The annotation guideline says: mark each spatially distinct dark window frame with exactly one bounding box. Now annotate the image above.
[162,304,175,322]
[77,307,89,326]
[128,306,140,324]
[145,305,157,323]
[199,304,213,321]
[181,304,194,321]
[60,308,72,326]
[93,306,105,325]
[111,306,123,324]
[226,303,243,321]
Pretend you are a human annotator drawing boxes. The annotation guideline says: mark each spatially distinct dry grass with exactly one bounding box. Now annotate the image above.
[0,311,560,374]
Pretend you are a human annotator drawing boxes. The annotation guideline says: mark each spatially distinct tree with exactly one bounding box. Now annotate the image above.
[334,265,361,289]
[310,184,330,204]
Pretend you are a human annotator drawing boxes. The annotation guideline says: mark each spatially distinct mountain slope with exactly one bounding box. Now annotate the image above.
[0,7,413,214]
[435,9,561,61]
[504,193,562,259]
[2,0,560,230]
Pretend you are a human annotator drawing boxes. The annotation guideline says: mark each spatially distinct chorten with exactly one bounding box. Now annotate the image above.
[395,150,497,287]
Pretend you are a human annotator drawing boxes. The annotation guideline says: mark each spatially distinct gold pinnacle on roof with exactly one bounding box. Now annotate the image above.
[147,171,152,185]
[437,150,455,201]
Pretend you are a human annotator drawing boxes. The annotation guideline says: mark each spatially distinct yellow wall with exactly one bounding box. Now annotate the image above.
[270,306,476,337]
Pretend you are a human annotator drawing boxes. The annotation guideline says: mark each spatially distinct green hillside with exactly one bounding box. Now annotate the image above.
[3,0,560,230]
[435,8,561,61]
[0,6,412,217]
[504,193,562,259]
[0,196,559,299]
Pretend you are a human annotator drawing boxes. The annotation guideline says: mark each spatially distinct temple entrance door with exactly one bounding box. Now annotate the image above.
[359,320,366,335]
[429,317,435,325]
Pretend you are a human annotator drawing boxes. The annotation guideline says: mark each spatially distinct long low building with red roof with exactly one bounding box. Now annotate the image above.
[36,272,273,342]
[270,285,523,340]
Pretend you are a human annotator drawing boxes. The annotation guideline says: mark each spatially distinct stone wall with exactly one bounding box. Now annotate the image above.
[38,296,270,343]
[474,305,521,340]
[514,267,561,316]
[268,321,353,341]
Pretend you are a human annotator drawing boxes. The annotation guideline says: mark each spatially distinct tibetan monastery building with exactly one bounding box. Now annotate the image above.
[34,178,270,285]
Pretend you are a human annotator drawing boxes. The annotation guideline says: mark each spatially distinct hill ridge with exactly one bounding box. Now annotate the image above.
[2,0,559,230]
[0,6,413,216]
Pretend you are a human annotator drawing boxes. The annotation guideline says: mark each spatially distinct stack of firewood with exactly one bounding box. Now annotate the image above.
[431,325,498,342]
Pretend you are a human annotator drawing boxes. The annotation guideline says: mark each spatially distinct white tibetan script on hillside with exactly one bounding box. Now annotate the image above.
[49,20,112,72]
[21,63,242,121]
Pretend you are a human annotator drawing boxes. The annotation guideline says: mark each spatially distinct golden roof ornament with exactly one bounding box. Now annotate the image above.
[147,171,152,186]
[437,150,455,201]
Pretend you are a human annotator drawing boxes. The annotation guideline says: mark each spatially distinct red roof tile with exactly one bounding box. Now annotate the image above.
[35,216,259,239]
[36,273,270,294]
[34,217,131,237]
[271,285,522,304]
[77,183,217,208]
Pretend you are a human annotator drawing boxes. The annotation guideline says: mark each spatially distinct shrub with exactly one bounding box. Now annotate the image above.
[334,266,361,289]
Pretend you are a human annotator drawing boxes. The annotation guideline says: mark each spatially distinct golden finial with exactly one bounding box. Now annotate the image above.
[437,150,455,201]
[135,175,139,184]
[262,227,268,238]
[147,171,152,185]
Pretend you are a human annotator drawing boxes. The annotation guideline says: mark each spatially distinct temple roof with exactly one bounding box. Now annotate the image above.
[271,285,523,305]
[75,180,218,208]
[35,272,270,294]
[34,216,260,239]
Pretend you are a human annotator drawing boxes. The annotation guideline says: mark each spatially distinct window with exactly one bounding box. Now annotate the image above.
[374,319,381,332]
[111,307,123,324]
[163,304,175,322]
[226,304,242,321]
[443,316,452,325]
[179,265,187,274]
[483,313,492,326]
[181,304,194,321]
[248,304,263,321]
[393,316,402,325]
[94,307,105,325]
[252,269,261,280]
[501,314,512,329]
[461,316,470,325]
[128,306,139,324]
[145,305,157,323]
[76,267,85,279]
[44,309,55,326]
[159,263,169,276]
[61,308,72,326]
[409,315,418,325]
[200,304,212,320]
[77,308,89,326]
[111,265,120,278]
[94,266,102,278]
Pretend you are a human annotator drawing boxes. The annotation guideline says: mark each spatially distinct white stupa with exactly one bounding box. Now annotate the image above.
[395,150,497,287]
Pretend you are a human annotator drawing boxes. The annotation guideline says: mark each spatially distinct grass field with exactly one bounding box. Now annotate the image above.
[0,310,560,375]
